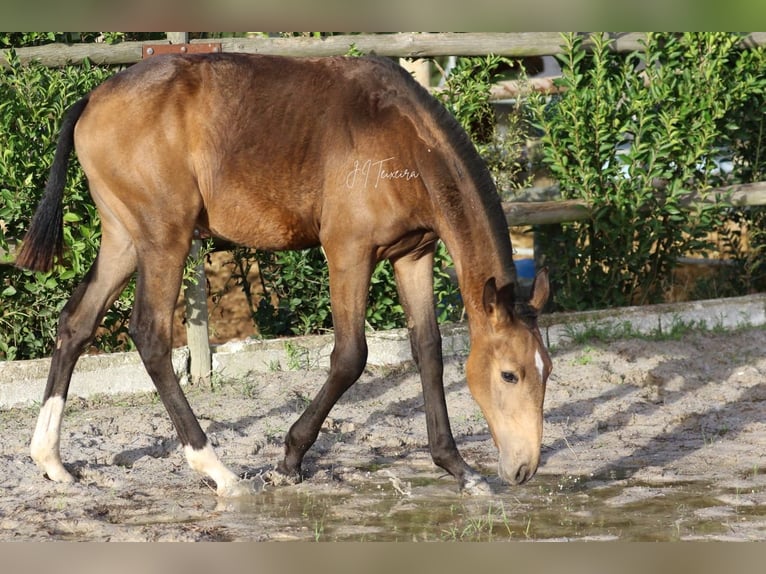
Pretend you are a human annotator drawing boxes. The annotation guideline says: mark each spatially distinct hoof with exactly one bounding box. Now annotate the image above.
[460,471,492,496]
[216,475,266,497]
[263,468,302,487]
[38,461,76,484]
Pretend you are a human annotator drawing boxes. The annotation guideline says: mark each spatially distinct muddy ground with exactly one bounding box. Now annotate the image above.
[0,324,764,541]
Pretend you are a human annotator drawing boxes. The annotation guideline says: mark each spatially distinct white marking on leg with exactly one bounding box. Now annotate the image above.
[30,397,75,483]
[535,349,544,381]
[184,444,249,496]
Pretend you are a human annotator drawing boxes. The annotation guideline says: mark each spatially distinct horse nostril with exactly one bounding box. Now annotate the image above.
[499,456,537,485]
[515,464,531,485]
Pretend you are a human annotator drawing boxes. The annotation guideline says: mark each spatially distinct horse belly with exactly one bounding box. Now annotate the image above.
[204,197,320,251]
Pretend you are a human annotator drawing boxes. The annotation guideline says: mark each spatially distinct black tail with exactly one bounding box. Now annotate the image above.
[14,97,90,272]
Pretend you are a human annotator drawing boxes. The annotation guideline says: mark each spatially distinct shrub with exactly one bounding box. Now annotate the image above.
[530,32,766,310]
[436,54,533,196]
[0,50,127,360]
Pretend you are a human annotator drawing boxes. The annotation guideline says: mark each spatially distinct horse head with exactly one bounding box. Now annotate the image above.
[465,268,552,485]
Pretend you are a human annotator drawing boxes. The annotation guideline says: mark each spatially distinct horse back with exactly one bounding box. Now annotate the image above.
[74,54,437,253]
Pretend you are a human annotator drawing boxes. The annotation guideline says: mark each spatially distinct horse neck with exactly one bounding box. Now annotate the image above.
[385,69,516,328]
[427,155,517,330]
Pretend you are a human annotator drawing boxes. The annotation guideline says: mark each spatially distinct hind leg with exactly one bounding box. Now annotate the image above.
[30,233,136,482]
[129,247,247,496]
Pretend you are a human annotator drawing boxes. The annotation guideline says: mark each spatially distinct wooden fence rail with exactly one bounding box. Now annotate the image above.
[2,33,636,68]
[6,32,766,70]
[502,182,766,226]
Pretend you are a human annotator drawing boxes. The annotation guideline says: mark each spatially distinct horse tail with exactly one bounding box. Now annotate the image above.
[15,97,90,272]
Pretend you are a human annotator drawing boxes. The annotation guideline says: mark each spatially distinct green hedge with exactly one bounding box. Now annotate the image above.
[530,32,766,310]
[0,50,129,360]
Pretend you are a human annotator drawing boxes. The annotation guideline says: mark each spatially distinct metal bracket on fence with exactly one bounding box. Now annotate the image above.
[142,43,222,58]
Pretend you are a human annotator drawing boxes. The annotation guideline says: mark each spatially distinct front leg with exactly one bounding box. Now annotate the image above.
[277,245,375,480]
[393,250,491,495]
[417,335,491,496]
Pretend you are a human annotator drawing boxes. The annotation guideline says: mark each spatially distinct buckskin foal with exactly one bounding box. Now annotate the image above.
[16,54,552,496]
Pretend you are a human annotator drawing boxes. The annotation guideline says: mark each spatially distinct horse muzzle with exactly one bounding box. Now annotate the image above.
[498,445,540,485]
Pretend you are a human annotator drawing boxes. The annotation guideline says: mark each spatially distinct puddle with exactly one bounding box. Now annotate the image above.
[205,469,766,541]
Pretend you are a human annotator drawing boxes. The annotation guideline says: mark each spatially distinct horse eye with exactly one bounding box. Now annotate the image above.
[500,371,518,384]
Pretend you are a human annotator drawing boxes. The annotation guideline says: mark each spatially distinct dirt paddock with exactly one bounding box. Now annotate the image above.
[1,323,764,541]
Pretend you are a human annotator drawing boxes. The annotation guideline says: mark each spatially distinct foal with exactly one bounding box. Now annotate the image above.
[17,54,551,496]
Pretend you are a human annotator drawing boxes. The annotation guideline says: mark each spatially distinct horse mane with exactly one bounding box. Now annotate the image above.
[368,56,498,195]
[364,56,516,286]
[513,301,540,329]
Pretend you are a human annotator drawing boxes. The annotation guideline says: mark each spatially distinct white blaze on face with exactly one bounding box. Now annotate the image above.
[535,349,544,381]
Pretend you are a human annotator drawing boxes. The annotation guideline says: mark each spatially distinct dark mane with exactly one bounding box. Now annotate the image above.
[371,56,499,196]
[513,301,540,328]
[365,56,515,283]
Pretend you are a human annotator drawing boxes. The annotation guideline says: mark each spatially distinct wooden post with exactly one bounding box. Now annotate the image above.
[160,33,212,385]
[184,238,212,386]
[399,58,431,88]
[166,32,188,45]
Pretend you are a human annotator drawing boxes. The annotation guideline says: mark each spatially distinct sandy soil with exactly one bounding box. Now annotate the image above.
[1,325,764,541]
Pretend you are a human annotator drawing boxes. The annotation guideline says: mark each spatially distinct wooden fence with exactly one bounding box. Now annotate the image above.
[3,32,766,380]
[7,32,766,67]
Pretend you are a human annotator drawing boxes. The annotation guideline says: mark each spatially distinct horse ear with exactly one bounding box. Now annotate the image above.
[528,267,550,313]
[483,277,514,324]
[482,277,498,315]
